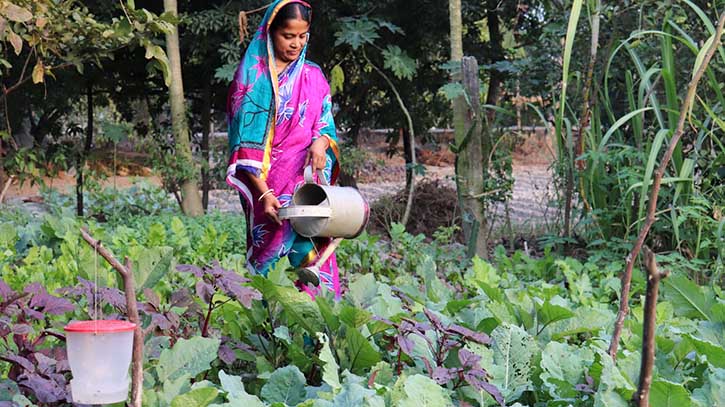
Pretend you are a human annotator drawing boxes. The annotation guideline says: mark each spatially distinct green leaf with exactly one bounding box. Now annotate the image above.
[252,276,324,333]
[157,337,221,382]
[260,366,307,406]
[382,45,417,80]
[391,374,454,407]
[487,323,535,402]
[171,387,218,407]
[133,246,174,292]
[334,18,379,49]
[1,3,33,22]
[540,341,594,399]
[650,380,693,407]
[317,332,341,391]
[330,64,344,96]
[339,305,371,328]
[218,371,264,406]
[339,324,381,374]
[687,335,725,368]
[663,274,714,321]
[536,297,575,330]
[332,374,384,406]
[692,368,725,407]
[438,82,466,102]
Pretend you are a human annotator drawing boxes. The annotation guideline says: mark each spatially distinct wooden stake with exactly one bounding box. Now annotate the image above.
[79,228,142,407]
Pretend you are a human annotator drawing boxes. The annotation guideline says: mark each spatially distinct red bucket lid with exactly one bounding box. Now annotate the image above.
[64,320,136,333]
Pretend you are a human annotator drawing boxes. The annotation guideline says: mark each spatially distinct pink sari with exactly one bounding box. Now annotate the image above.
[226,0,341,299]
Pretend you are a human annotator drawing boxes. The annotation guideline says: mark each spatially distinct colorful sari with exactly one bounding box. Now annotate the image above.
[226,0,341,299]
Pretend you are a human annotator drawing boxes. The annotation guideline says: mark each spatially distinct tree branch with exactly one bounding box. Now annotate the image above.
[79,228,142,407]
[633,246,669,406]
[608,11,725,360]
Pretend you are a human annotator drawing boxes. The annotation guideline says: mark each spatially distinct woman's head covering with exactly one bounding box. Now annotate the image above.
[227,0,312,179]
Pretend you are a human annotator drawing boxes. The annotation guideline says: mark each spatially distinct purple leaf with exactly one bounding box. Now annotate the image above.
[575,383,596,394]
[26,284,74,316]
[196,281,214,303]
[23,308,44,320]
[423,308,445,331]
[0,279,15,300]
[34,352,56,375]
[5,354,34,372]
[12,323,33,335]
[143,288,160,310]
[176,264,205,277]
[397,335,415,356]
[477,381,505,407]
[170,289,193,307]
[23,283,44,296]
[432,366,457,384]
[151,313,171,330]
[458,349,482,368]
[165,311,180,328]
[448,324,491,345]
[18,372,68,403]
[219,344,237,365]
[101,287,127,311]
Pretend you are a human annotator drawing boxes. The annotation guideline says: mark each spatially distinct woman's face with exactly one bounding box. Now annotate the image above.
[272,18,310,64]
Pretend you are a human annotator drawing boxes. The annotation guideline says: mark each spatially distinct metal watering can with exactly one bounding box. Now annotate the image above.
[279,166,369,287]
[279,166,369,239]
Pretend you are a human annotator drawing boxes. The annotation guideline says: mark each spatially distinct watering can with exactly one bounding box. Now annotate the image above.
[279,166,369,238]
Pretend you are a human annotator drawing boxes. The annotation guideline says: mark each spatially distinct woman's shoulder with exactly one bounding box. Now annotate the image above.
[303,61,328,80]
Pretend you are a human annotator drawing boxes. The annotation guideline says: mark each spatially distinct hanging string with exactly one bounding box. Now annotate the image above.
[94,242,99,334]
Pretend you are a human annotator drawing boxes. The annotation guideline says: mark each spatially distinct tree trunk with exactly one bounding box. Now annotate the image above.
[77,82,94,217]
[459,57,488,258]
[201,79,212,211]
[485,0,504,122]
[164,0,204,217]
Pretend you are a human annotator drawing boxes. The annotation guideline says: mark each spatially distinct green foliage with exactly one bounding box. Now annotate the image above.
[2,209,724,405]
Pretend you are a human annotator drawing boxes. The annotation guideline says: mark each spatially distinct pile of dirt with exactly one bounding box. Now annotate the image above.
[368,178,463,241]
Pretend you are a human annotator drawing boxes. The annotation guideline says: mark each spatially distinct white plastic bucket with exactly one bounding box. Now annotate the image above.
[64,320,136,404]
[279,167,369,238]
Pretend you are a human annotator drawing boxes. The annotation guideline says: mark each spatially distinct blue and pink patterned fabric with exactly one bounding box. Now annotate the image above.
[226,0,342,299]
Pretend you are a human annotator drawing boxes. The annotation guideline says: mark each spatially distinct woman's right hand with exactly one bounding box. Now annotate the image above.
[261,193,282,225]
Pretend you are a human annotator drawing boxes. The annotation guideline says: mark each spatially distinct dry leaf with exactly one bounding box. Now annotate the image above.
[32,60,44,84]
[7,28,22,55]
[1,3,33,23]
[36,16,47,29]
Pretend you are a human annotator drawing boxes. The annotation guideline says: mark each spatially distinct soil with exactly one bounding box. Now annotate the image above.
[2,127,560,243]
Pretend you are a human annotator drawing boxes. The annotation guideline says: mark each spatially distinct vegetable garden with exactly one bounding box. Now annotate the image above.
[1,0,724,406]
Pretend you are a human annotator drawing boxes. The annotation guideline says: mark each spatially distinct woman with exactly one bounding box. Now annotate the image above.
[226,0,342,299]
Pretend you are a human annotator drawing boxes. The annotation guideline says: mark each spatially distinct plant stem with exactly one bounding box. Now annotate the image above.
[633,246,669,406]
[362,50,416,227]
[201,294,214,337]
[608,11,725,360]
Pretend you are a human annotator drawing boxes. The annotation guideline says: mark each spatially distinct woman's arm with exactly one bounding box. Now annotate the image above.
[243,172,281,225]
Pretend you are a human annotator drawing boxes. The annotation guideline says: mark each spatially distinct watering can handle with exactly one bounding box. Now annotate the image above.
[304,166,329,186]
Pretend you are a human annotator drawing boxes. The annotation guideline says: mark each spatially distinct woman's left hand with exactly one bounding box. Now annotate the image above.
[307,136,329,172]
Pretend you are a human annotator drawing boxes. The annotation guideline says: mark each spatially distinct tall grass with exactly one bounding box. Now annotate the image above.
[552,2,725,271]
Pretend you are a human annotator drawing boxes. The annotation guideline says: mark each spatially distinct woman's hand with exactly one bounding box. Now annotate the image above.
[307,136,329,172]
[261,193,282,225]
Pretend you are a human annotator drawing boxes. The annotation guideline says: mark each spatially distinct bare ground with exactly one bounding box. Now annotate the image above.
[2,128,560,235]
